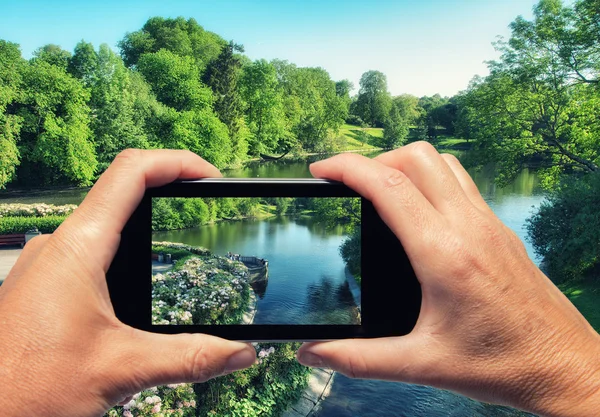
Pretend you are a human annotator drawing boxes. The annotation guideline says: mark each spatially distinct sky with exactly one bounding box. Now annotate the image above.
[0,0,540,97]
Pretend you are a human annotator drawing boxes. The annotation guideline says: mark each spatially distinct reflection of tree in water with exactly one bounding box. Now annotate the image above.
[294,216,345,237]
[251,279,268,299]
[304,275,358,324]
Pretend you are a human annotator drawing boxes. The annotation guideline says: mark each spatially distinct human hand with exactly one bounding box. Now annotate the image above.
[0,150,256,417]
[299,142,600,417]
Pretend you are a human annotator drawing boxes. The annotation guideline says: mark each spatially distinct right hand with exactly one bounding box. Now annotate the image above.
[298,142,600,417]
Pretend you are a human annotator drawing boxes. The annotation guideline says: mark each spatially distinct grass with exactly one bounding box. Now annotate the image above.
[336,123,384,150]
[559,279,600,333]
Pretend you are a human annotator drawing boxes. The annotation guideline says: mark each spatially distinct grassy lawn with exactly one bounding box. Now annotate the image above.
[336,123,383,150]
[560,279,600,333]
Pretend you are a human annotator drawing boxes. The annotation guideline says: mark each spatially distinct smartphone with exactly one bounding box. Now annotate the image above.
[106,178,421,341]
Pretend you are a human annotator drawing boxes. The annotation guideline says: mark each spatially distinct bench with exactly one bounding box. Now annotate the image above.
[0,234,26,248]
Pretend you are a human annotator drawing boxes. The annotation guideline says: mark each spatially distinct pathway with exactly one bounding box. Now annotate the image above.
[152,260,173,275]
[0,248,22,285]
[282,368,336,417]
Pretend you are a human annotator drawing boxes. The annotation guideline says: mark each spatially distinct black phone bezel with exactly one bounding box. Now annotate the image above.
[106,178,421,341]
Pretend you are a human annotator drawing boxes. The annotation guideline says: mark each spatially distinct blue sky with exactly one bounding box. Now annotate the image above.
[0,0,539,97]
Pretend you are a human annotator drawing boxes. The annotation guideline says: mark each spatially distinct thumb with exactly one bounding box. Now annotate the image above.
[106,329,256,397]
[297,335,434,384]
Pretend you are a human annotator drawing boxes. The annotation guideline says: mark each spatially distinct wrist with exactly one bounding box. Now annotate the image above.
[519,332,600,417]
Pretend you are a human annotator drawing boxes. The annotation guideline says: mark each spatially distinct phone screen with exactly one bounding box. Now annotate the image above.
[151,197,362,326]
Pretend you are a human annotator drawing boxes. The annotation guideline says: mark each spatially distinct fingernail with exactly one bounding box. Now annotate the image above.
[298,351,324,367]
[225,348,256,372]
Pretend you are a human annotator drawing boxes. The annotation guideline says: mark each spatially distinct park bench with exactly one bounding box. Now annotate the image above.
[0,234,26,248]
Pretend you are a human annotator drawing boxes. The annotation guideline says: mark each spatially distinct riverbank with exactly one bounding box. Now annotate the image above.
[283,368,336,417]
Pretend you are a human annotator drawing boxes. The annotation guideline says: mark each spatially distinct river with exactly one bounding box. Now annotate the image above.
[153,216,358,325]
[0,152,544,416]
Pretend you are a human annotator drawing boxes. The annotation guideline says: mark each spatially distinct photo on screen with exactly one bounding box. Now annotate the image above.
[151,197,361,325]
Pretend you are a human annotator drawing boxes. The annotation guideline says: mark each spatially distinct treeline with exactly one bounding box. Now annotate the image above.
[151,197,359,231]
[0,16,469,189]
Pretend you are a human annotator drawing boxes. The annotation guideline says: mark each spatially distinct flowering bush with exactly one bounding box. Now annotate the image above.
[0,203,77,218]
[152,242,211,258]
[105,384,196,417]
[153,255,251,325]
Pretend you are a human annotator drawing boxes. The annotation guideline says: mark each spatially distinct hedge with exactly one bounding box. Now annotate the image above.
[0,216,67,234]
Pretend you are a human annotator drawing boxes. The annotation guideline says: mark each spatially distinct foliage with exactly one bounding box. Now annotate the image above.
[105,383,196,417]
[196,342,310,417]
[527,172,600,284]
[460,0,600,188]
[340,228,361,281]
[118,17,225,70]
[381,102,409,149]
[15,60,97,186]
[137,49,213,112]
[152,198,262,231]
[0,215,66,234]
[0,203,76,217]
[240,59,288,155]
[354,70,392,127]
[152,241,211,258]
[0,40,24,188]
[152,254,250,325]
[273,61,348,152]
[31,44,71,69]
[204,41,249,161]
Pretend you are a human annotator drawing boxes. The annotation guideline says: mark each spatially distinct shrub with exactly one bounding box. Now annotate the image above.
[152,255,250,325]
[196,343,310,417]
[0,215,67,234]
[527,172,600,284]
[0,203,77,217]
[152,242,211,259]
[345,114,365,127]
[105,383,196,417]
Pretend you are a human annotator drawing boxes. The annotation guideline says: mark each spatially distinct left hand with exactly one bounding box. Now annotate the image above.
[0,150,257,417]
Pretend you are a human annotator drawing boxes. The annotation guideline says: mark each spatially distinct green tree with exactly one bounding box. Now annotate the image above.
[119,17,225,71]
[0,40,24,188]
[137,49,213,112]
[31,44,71,69]
[203,41,249,160]
[167,108,233,168]
[240,59,288,155]
[354,70,392,127]
[67,40,98,83]
[527,172,600,283]
[381,103,409,149]
[461,0,600,187]
[16,61,96,185]
[90,45,150,171]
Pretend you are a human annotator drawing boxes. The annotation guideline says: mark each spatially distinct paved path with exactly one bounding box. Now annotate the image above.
[0,248,22,285]
[152,260,174,275]
[282,368,336,417]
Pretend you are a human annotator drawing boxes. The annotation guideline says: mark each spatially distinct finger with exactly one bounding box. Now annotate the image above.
[107,329,256,394]
[118,396,133,406]
[439,154,494,215]
[297,336,434,385]
[374,142,470,214]
[310,153,441,254]
[1,234,51,287]
[54,149,222,274]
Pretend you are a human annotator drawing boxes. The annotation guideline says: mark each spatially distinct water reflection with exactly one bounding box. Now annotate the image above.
[153,216,357,325]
